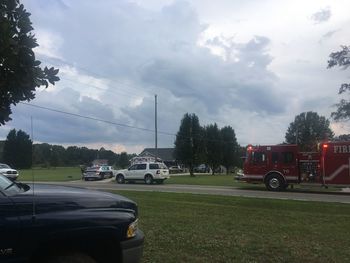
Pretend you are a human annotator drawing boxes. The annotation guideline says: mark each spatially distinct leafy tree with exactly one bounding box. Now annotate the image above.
[0,141,4,162]
[0,0,59,125]
[328,46,350,121]
[3,128,32,168]
[174,113,204,176]
[79,147,97,166]
[220,126,239,174]
[205,123,222,175]
[285,111,334,151]
[117,152,129,168]
[50,145,65,167]
[98,147,117,165]
[2,129,17,167]
[33,143,49,166]
[65,146,88,166]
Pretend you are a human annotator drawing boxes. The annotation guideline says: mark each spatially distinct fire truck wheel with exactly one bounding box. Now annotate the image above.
[265,173,284,191]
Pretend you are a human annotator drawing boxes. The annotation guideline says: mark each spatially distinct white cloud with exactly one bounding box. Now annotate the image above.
[311,7,332,24]
[34,29,63,59]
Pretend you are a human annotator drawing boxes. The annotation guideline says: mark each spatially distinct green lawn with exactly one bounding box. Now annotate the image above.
[18,167,82,181]
[112,190,350,263]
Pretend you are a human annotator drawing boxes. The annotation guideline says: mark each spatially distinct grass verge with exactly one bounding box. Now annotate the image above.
[113,190,350,263]
[18,167,82,181]
[167,174,239,187]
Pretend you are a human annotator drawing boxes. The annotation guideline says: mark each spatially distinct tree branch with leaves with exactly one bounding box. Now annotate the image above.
[328,45,350,121]
[0,0,60,125]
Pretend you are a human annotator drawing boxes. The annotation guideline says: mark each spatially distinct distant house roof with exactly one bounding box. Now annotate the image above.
[139,148,175,161]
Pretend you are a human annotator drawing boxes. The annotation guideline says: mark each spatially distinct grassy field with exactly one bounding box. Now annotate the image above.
[113,190,350,263]
[167,173,269,189]
[18,167,82,181]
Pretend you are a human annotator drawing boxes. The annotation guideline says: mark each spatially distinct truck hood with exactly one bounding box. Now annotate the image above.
[10,184,137,216]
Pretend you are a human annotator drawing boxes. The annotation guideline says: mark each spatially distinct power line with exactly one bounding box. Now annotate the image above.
[19,102,238,144]
[19,102,174,136]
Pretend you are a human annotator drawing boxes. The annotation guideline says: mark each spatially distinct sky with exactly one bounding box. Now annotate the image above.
[1,0,350,154]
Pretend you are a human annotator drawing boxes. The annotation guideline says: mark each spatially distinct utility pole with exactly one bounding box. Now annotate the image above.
[155,94,158,162]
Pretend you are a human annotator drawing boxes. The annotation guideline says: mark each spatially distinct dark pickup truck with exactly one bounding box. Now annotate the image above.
[0,175,144,263]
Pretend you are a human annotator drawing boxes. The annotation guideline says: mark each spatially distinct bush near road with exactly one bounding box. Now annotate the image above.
[115,190,350,263]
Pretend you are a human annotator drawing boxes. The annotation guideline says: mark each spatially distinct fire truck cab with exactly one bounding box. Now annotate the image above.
[238,141,350,191]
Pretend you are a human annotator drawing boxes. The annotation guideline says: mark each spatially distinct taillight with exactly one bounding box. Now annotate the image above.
[156,170,160,174]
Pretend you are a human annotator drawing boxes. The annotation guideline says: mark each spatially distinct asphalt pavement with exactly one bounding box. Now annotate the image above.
[39,179,350,204]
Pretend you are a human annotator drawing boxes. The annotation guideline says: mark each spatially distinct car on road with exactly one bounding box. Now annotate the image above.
[0,163,19,181]
[0,174,144,262]
[168,165,183,174]
[194,164,209,173]
[116,162,170,184]
[82,165,114,181]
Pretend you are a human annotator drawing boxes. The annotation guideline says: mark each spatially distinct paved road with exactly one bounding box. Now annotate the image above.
[39,180,350,204]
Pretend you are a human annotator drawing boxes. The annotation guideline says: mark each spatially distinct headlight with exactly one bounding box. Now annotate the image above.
[126,219,138,238]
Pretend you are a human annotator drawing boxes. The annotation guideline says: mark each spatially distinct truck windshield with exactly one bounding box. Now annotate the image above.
[0,175,22,195]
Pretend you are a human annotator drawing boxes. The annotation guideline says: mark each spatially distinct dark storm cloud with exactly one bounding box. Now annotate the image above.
[8,0,286,147]
[140,35,284,114]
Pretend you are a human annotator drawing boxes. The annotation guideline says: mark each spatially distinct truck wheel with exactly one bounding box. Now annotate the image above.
[46,252,96,263]
[144,174,153,185]
[116,174,125,184]
[265,174,284,191]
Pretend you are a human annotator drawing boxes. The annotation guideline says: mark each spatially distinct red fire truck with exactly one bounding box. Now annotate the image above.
[237,141,350,191]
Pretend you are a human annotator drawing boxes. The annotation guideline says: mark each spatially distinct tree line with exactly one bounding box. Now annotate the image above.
[174,113,243,176]
[1,112,349,171]
[0,129,135,169]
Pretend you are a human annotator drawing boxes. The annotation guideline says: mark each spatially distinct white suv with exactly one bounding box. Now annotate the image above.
[116,162,169,184]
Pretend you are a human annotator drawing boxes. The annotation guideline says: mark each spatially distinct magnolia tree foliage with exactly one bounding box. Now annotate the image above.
[328,45,350,121]
[285,111,334,151]
[0,0,59,125]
